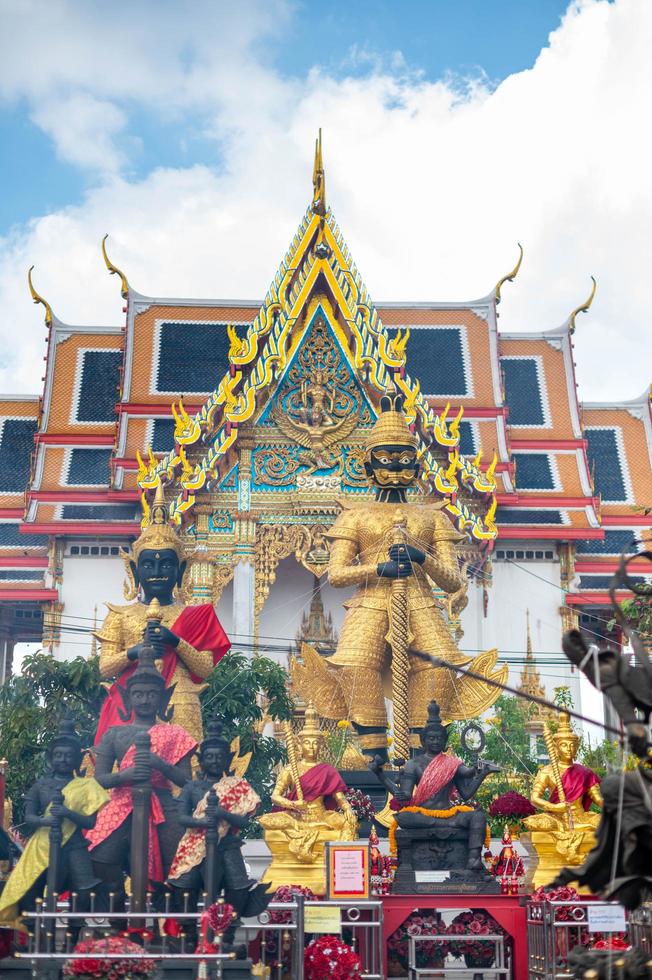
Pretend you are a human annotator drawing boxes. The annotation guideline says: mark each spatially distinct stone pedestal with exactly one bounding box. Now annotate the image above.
[260,826,343,896]
[520,829,597,892]
[393,827,500,894]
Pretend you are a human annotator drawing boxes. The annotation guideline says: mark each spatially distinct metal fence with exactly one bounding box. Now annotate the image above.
[408,931,510,979]
[18,893,383,980]
[628,903,652,959]
[527,900,629,980]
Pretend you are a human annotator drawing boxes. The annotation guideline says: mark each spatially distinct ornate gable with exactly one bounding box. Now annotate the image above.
[140,164,497,544]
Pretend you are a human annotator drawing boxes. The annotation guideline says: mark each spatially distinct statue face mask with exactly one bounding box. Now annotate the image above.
[129,680,163,721]
[134,548,181,603]
[201,746,230,778]
[365,444,419,489]
[50,745,79,776]
[301,735,320,762]
[422,728,448,755]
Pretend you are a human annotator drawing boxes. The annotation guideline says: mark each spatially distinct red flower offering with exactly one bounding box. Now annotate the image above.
[304,935,363,979]
[63,936,157,978]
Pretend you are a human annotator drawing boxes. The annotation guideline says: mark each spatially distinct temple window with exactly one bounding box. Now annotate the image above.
[0,417,37,493]
[59,503,138,521]
[385,325,472,397]
[149,417,177,452]
[576,529,638,555]
[585,426,633,503]
[64,448,112,486]
[501,356,551,427]
[153,321,234,394]
[0,521,47,548]
[72,350,122,423]
[513,451,558,490]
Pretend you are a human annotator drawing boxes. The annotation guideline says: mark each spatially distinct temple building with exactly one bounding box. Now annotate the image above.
[0,142,650,728]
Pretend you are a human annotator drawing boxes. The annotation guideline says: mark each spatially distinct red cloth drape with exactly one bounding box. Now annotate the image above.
[86,723,197,882]
[412,753,462,806]
[550,764,600,811]
[280,762,347,811]
[94,604,231,745]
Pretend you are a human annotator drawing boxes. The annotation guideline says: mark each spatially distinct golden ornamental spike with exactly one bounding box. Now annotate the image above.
[27,266,53,327]
[101,235,129,299]
[568,276,597,334]
[284,721,305,804]
[494,243,523,304]
[312,128,326,216]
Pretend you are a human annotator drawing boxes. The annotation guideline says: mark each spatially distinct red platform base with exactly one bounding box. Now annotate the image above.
[381,892,528,979]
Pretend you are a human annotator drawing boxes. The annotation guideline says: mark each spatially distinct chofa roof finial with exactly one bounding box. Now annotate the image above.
[494,243,523,304]
[312,128,326,216]
[101,234,130,299]
[568,276,597,334]
[27,266,53,327]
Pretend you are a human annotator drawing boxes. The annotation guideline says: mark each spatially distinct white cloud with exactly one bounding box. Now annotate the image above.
[0,0,650,402]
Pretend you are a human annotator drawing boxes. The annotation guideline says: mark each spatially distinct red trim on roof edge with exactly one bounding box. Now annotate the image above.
[29,490,140,503]
[20,522,139,536]
[0,508,25,519]
[0,588,58,601]
[575,559,652,574]
[510,439,588,450]
[602,515,652,526]
[35,434,115,446]
[566,592,631,606]
[0,556,49,568]
[497,527,604,540]
[117,403,203,415]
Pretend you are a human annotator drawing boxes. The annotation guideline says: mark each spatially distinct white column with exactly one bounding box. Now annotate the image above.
[232,560,255,655]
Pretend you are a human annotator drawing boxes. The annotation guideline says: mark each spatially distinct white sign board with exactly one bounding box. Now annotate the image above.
[586,904,627,934]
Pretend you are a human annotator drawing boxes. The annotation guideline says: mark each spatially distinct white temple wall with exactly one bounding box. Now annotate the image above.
[460,552,584,717]
[58,552,125,660]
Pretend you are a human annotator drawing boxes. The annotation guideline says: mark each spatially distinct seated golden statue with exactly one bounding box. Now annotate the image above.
[523,714,602,889]
[259,706,357,895]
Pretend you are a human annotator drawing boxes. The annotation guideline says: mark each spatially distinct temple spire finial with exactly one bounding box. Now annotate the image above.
[494,243,523,304]
[27,266,53,327]
[101,234,130,299]
[312,128,326,216]
[526,609,532,658]
[568,276,597,334]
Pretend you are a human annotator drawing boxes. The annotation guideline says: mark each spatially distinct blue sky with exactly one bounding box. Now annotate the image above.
[0,0,649,403]
[0,0,570,233]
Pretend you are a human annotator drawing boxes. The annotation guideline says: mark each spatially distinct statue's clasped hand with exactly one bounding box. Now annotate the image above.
[389,543,426,565]
[144,622,180,652]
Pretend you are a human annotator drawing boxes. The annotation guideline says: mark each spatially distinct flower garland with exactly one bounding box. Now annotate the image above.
[304,935,362,979]
[345,788,376,821]
[63,936,157,978]
[388,804,475,855]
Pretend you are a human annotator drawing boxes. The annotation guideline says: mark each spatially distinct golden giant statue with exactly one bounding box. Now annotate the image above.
[292,391,506,761]
[523,714,602,888]
[94,483,231,746]
[259,706,357,894]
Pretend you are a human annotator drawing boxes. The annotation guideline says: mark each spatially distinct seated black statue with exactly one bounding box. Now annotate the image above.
[371,700,499,890]
[168,721,269,953]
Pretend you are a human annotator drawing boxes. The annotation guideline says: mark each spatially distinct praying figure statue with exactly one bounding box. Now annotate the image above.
[258,705,357,895]
[523,713,601,887]
[94,482,231,746]
[86,645,197,911]
[168,721,269,953]
[0,720,108,930]
[373,700,499,890]
[291,391,505,762]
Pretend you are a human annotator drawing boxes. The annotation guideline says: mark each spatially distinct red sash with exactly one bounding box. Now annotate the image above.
[279,762,347,811]
[550,764,601,811]
[94,604,230,745]
[85,724,196,882]
[412,753,462,807]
